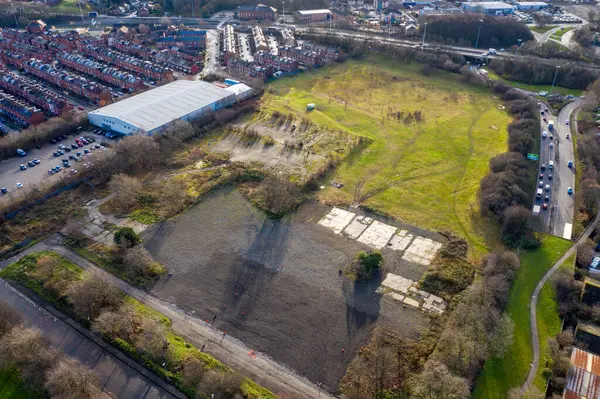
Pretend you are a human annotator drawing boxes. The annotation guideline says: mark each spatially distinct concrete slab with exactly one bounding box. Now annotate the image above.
[402,236,443,266]
[389,292,405,302]
[318,207,356,235]
[356,220,397,249]
[343,215,372,239]
[387,230,414,251]
[379,273,414,295]
[402,297,420,308]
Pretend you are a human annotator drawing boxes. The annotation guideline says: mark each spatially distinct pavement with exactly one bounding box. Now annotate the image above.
[203,29,222,77]
[0,259,180,398]
[522,204,600,393]
[5,236,336,399]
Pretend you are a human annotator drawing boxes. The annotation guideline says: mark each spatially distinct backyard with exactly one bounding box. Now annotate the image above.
[238,57,513,257]
[472,235,572,398]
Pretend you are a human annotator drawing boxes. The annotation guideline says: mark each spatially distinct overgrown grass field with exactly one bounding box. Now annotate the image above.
[472,235,572,398]
[261,57,510,256]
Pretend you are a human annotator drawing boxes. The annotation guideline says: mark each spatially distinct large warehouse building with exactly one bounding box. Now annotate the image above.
[88,80,237,135]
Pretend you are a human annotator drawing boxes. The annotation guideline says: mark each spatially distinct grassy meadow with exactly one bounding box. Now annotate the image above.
[260,57,511,256]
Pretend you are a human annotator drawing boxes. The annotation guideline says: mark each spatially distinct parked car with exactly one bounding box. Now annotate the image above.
[1,187,8,194]
[16,149,26,157]
[567,187,573,195]
[33,158,40,164]
[84,149,91,154]
[539,181,544,188]
[27,161,34,167]
[548,173,553,180]
[16,182,23,189]
[19,164,26,170]
[568,160,573,168]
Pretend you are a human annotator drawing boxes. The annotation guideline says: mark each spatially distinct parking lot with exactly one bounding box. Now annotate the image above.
[0,132,109,197]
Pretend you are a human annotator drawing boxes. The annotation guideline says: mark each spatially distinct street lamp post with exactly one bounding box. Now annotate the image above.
[475,19,483,48]
[12,6,19,29]
[516,38,522,55]
[77,0,84,22]
[550,65,560,95]
[421,22,428,51]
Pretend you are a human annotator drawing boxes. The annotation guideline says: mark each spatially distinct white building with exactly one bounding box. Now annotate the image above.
[515,1,549,10]
[295,9,332,22]
[88,80,236,135]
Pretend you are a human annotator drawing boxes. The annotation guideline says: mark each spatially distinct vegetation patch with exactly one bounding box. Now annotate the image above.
[473,235,572,399]
[344,250,383,281]
[262,57,511,257]
[0,252,275,399]
[0,367,41,399]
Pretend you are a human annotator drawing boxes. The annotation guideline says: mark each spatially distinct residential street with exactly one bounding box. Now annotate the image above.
[3,235,335,399]
[0,277,178,399]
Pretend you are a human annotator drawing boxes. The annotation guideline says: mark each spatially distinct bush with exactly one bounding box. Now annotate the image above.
[122,246,166,282]
[247,177,303,217]
[501,205,540,249]
[114,227,141,249]
[420,257,475,297]
[346,251,383,281]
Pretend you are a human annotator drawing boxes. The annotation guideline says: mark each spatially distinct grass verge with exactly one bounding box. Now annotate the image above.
[486,70,582,97]
[0,367,41,399]
[0,252,275,399]
[530,25,556,34]
[533,251,575,389]
[550,27,574,40]
[472,235,572,399]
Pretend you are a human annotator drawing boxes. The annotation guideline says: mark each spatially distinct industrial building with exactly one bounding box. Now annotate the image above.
[296,9,333,22]
[88,80,237,135]
[461,1,515,15]
[563,347,600,398]
[235,4,277,21]
[515,1,549,10]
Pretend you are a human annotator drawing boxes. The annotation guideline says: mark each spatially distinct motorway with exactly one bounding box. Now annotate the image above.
[535,99,583,239]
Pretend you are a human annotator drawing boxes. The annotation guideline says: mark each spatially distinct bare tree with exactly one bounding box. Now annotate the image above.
[123,246,166,281]
[134,317,167,360]
[45,357,101,399]
[92,303,139,342]
[182,356,205,389]
[0,301,22,338]
[108,174,143,213]
[0,325,60,388]
[114,134,160,172]
[196,369,244,399]
[68,274,123,320]
[410,361,470,399]
[137,23,151,34]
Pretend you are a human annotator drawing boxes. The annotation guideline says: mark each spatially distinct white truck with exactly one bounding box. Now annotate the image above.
[536,188,543,198]
[488,48,497,55]
[548,120,554,131]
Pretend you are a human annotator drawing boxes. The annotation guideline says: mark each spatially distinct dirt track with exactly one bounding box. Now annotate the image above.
[143,188,431,391]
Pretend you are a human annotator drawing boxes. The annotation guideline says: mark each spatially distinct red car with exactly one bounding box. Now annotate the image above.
[78,106,84,110]
[539,173,544,179]
[542,203,548,210]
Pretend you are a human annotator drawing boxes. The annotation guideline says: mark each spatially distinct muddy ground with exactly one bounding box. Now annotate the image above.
[143,187,431,391]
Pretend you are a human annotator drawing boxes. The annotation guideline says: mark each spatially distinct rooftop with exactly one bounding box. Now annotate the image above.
[89,80,233,132]
[564,348,600,399]
[516,1,548,5]
[297,9,332,14]
[463,1,514,8]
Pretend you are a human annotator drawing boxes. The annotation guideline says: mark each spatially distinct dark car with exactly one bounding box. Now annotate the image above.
[71,143,78,149]
[57,150,64,156]
[76,152,82,157]
[64,147,71,152]
[63,162,71,168]
[35,144,42,149]
[60,135,67,140]
[1,187,8,194]
[27,161,34,167]
[84,149,91,154]
[50,139,57,144]
[548,173,553,180]
[69,155,76,160]
[545,195,550,202]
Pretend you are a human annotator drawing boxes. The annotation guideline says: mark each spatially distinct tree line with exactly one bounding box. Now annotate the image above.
[489,58,600,90]
[479,83,540,249]
[0,301,103,398]
[421,14,533,49]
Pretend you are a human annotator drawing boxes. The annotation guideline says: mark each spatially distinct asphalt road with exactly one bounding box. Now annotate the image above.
[0,278,177,399]
[534,99,582,239]
[0,134,105,198]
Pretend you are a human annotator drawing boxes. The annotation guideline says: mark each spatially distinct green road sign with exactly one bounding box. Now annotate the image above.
[527,153,539,161]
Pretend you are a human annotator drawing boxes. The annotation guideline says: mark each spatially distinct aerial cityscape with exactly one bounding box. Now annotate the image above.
[0,0,599,398]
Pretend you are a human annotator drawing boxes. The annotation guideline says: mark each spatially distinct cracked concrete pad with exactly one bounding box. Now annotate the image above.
[402,297,420,308]
[387,230,414,251]
[422,295,446,314]
[356,220,397,249]
[318,207,356,235]
[342,215,372,239]
[389,292,405,302]
[379,273,414,295]
[85,223,104,236]
[402,236,443,265]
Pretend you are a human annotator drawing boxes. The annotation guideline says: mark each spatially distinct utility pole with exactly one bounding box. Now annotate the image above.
[78,0,84,22]
[12,6,19,29]
[282,0,285,23]
[550,65,560,95]
[421,22,427,51]
[516,38,522,55]
[475,19,483,48]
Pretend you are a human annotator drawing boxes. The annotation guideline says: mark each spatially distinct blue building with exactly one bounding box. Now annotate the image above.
[461,1,515,15]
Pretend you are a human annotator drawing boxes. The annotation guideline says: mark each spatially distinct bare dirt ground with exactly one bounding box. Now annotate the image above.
[142,187,433,392]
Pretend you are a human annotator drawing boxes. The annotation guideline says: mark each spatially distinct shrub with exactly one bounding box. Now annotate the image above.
[420,257,475,297]
[346,251,383,281]
[114,227,141,249]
